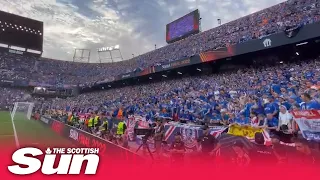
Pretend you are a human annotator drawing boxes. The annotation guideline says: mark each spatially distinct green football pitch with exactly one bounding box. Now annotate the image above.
[0,111,72,148]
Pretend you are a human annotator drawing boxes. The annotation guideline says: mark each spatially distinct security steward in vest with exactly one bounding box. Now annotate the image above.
[87,113,95,133]
[116,121,126,135]
[197,125,221,161]
[73,114,80,128]
[69,113,79,126]
[68,114,74,126]
[116,120,127,140]
[100,113,108,138]
[94,113,101,131]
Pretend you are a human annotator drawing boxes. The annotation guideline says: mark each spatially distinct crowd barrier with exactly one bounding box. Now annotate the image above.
[38,115,145,163]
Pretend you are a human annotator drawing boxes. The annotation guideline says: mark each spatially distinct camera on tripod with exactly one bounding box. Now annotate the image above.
[134,128,155,137]
[134,128,156,160]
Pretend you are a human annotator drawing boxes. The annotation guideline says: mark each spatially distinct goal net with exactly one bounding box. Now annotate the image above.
[10,102,35,121]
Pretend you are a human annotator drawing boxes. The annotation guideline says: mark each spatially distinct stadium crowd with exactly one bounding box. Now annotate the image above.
[45,56,320,123]
[0,87,31,109]
[0,0,319,86]
[32,56,320,165]
[2,55,320,139]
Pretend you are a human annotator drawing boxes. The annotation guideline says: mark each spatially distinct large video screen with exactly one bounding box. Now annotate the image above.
[166,9,200,43]
[0,10,43,51]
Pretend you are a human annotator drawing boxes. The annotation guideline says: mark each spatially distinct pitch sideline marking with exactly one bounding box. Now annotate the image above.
[10,113,20,148]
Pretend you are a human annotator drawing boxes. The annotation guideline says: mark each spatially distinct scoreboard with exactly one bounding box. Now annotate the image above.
[166,9,200,44]
[0,10,43,52]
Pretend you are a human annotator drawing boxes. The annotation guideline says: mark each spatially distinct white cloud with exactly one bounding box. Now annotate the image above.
[0,0,287,62]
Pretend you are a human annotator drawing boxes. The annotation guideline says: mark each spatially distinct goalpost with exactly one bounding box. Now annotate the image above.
[10,102,35,148]
[10,102,35,121]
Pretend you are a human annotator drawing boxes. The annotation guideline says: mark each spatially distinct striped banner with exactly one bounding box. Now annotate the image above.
[292,110,320,141]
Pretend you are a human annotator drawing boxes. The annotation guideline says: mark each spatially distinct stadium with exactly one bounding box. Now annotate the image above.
[0,0,320,173]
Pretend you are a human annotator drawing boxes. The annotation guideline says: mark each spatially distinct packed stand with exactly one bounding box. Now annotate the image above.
[45,57,320,134]
[37,56,320,164]
[131,0,320,67]
[0,87,32,110]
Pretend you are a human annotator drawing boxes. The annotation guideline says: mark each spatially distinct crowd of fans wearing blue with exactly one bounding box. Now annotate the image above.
[0,0,319,86]
[40,57,320,134]
[2,59,320,134]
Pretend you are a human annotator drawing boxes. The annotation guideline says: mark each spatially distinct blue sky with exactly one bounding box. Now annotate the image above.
[0,0,285,62]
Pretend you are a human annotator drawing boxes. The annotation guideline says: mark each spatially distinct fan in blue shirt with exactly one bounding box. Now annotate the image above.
[235,113,250,125]
[251,99,264,115]
[264,96,279,115]
[266,113,279,130]
[185,111,195,122]
[261,81,271,94]
[301,93,320,110]
[272,84,281,94]
[278,96,291,110]
[242,103,253,118]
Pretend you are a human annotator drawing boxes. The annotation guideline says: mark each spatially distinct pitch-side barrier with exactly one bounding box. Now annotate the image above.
[38,115,145,163]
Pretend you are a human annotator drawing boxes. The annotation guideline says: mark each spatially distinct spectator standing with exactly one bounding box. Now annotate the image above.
[197,125,221,162]
[277,105,295,143]
[154,119,165,157]
[170,132,186,165]
[270,134,288,164]
[301,93,320,110]
[278,105,293,132]
[250,133,277,166]
[294,138,320,165]
[231,141,251,167]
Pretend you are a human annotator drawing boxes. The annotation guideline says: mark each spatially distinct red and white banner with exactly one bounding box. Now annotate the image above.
[292,110,320,141]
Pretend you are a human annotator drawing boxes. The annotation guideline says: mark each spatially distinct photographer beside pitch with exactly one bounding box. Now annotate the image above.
[154,118,165,157]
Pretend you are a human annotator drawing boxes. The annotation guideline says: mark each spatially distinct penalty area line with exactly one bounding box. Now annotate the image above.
[0,134,15,137]
[0,121,15,124]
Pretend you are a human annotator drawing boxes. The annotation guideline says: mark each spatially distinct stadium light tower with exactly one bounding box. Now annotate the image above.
[97,45,123,63]
[73,49,91,63]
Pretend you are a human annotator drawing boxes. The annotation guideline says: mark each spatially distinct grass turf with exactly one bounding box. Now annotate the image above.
[0,111,72,148]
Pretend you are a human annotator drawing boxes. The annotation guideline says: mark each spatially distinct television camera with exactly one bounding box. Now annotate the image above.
[134,127,155,160]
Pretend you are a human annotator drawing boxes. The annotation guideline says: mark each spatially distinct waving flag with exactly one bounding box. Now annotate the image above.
[163,124,228,152]
[292,110,320,141]
[210,126,228,138]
